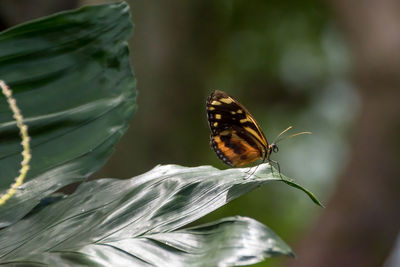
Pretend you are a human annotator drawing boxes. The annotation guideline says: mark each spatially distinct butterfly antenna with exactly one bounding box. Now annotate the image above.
[275,131,312,145]
[272,126,293,144]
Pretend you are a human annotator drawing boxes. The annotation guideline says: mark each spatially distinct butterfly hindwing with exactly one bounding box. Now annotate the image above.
[210,126,264,166]
[206,90,269,167]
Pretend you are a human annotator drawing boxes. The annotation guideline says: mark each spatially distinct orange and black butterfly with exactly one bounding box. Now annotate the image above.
[206,90,310,174]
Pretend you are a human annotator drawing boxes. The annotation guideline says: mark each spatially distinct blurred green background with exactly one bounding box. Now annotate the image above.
[101,2,356,266]
[2,1,399,267]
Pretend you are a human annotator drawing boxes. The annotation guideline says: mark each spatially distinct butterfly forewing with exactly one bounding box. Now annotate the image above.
[206,90,269,167]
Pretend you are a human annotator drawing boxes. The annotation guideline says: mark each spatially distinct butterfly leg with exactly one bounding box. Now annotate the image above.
[244,166,254,180]
[268,159,282,179]
[243,165,261,180]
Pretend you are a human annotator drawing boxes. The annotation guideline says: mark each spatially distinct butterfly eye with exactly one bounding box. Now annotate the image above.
[272,144,279,153]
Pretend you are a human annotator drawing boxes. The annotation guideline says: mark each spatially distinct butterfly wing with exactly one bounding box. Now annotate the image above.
[210,126,264,166]
[206,90,268,166]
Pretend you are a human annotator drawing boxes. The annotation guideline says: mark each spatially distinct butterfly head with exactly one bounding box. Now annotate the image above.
[270,143,279,153]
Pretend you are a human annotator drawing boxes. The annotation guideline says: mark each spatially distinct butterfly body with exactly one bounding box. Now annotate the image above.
[206,90,276,167]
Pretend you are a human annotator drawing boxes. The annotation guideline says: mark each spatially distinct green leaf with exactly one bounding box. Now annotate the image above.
[0,163,320,266]
[272,170,323,207]
[0,2,136,227]
[281,178,324,208]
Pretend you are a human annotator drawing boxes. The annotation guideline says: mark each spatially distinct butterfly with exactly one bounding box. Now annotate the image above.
[206,90,310,175]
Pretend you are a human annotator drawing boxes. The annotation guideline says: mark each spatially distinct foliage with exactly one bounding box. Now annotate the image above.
[0,3,321,266]
[0,2,136,227]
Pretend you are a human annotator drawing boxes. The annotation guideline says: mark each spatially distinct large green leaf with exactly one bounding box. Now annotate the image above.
[0,163,320,266]
[0,2,136,227]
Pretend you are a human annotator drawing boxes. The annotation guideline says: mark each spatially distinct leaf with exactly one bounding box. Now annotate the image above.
[142,216,294,266]
[0,2,136,227]
[0,163,319,266]
[281,179,324,208]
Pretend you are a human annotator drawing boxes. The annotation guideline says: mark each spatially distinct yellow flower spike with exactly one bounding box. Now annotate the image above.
[0,80,31,206]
